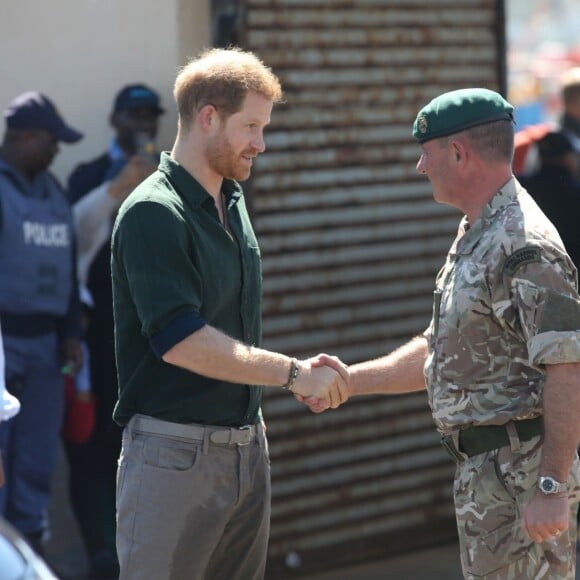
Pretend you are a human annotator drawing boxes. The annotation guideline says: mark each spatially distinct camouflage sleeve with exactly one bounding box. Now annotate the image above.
[493,245,580,366]
[512,279,580,364]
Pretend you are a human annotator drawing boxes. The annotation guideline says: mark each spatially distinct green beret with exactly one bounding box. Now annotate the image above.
[412,88,514,143]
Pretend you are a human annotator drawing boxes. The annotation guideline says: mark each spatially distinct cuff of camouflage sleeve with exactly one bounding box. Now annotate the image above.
[528,330,580,365]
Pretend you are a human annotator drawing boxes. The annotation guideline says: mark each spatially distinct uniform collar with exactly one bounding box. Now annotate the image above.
[0,151,51,195]
[451,176,519,255]
[0,152,23,178]
[158,151,242,208]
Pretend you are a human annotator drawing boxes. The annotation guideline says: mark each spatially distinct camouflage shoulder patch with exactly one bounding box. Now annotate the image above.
[503,246,541,276]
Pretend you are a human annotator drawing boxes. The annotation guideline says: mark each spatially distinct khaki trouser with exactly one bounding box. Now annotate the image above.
[116,414,271,580]
[454,434,580,579]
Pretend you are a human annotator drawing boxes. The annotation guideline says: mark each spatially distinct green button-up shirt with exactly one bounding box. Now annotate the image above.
[111,152,263,427]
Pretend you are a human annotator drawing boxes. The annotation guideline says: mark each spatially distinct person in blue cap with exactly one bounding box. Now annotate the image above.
[69,84,163,283]
[0,91,84,555]
[308,88,580,579]
[65,84,163,579]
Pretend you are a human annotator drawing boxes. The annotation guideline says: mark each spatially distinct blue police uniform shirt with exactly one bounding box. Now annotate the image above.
[0,154,74,317]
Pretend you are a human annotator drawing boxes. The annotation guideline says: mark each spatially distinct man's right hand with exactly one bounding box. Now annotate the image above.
[289,358,348,409]
[108,156,157,202]
[290,355,349,411]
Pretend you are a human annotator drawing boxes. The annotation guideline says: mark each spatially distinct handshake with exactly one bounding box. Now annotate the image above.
[287,354,349,413]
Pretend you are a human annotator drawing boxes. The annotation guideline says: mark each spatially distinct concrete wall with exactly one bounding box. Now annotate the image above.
[0,0,210,183]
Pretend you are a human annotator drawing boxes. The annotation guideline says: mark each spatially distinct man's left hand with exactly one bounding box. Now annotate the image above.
[521,491,569,543]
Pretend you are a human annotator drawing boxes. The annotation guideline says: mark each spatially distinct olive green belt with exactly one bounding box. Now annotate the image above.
[441,416,543,464]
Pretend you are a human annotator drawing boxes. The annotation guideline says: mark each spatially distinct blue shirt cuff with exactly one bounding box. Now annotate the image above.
[150,312,207,358]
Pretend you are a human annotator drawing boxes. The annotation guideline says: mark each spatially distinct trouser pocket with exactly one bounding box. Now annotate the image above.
[454,450,531,576]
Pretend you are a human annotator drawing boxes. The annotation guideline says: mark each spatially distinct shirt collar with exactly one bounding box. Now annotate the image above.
[158,151,242,208]
[108,138,127,162]
[451,176,519,255]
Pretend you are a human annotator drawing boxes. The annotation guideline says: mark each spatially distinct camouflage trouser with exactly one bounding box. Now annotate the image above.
[454,434,580,579]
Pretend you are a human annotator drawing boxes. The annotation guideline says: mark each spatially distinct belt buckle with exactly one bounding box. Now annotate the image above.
[237,425,253,446]
[441,434,465,465]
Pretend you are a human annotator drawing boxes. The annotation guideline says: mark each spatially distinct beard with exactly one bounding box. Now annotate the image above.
[207,131,253,182]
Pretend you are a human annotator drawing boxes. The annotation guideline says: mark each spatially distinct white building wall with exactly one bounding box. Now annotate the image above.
[0,0,210,183]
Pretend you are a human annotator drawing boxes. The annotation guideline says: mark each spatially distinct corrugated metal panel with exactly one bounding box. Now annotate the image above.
[239,0,504,576]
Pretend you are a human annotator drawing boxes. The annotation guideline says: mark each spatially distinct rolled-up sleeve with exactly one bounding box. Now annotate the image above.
[115,199,206,355]
[150,311,206,358]
[511,278,580,366]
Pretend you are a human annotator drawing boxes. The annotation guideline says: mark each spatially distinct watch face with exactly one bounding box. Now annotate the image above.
[541,478,555,493]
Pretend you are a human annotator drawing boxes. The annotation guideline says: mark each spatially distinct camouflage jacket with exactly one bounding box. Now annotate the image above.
[424,177,580,432]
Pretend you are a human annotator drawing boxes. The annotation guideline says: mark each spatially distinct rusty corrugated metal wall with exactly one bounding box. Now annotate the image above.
[238,0,505,576]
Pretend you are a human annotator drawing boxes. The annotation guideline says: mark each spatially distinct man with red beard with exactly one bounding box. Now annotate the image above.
[111,47,348,580]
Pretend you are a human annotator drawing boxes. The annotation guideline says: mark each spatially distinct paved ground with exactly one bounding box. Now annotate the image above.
[44,445,92,579]
[302,543,463,580]
[304,542,580,580]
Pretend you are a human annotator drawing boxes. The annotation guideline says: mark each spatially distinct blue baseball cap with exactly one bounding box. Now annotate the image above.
[4,91,83,143]
[113,84,164,115]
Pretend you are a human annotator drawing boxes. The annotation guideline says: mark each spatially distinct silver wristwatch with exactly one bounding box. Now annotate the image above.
[539,476,567,495]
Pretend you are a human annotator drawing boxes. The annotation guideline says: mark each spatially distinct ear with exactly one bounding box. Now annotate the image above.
[449,138,467,166]
[198,104,219,133]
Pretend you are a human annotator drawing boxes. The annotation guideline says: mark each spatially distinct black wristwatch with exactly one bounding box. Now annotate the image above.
[539,476,567,495]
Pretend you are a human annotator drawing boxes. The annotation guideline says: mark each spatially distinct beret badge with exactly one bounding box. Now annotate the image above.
[417,115,428,134]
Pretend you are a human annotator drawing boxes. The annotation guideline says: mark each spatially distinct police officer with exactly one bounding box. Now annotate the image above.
[311,89,580,578]
[0,92,83,553]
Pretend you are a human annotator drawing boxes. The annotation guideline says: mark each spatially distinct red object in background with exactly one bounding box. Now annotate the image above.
[62,374,95,445]
[513,123,553,176]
